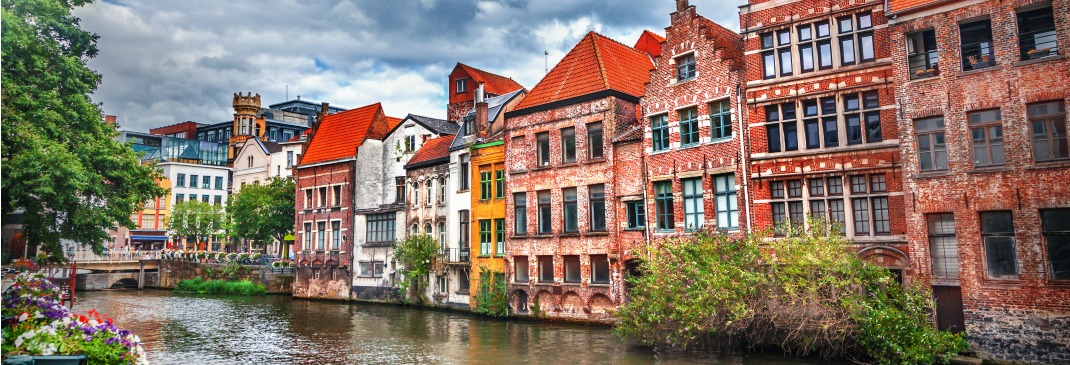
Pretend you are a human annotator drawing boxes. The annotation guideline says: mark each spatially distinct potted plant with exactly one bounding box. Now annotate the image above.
[1027,47,1053,59]
[914,67,938,78]
[967,54,993,69]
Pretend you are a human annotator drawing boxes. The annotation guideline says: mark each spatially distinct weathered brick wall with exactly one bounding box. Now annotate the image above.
[447,100,473,123]
[293,161,354,300]
[293,266,351,300]
[889,1,1070,362]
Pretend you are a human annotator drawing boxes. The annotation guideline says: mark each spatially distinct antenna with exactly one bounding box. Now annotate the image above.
[544,50,549,74]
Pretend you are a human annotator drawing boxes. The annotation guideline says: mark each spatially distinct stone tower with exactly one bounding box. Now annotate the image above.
[230,92,265,159]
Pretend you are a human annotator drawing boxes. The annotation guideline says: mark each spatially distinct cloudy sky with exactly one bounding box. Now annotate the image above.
[75,0,742,132]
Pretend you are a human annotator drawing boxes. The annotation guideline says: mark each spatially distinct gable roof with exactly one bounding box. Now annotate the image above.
[455,63,525,96]
[404,135,454,170]
[888,0,939,14]
[514,32,653,111]
[382,114,459,140]
[300,102,383,166]
[634,30,665,58]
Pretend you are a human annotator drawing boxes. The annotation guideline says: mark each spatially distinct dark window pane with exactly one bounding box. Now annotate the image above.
[985,236,1018,278]
[767,124,782,153]
[865,112,883,142]
[823,117,839,147]
[805,119,821,149]
[784,122,798,151]
[846,114,863,145]
[818,41,833,69]
[763,51,777,79]
[816,22,830,38]
[761,33,774,49]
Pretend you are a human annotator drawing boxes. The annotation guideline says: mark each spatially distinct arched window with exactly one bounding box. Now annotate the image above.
[424,223,432,235]
[247,155,254,167]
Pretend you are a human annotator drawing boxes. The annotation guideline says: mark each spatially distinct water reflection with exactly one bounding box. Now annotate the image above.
[76,290,839,365]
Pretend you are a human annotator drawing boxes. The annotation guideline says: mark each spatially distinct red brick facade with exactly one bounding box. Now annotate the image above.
[149,121,201,139]
[888,0,1070,362]
[741,0,909,271]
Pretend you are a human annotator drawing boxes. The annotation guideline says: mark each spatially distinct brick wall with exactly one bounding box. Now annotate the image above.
[293,161,354,300]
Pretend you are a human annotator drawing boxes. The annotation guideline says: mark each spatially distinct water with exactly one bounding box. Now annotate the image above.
[76,290,838,365]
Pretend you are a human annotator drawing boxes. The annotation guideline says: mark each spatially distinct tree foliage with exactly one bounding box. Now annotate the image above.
[227,177,295,255]
[392,233,438,305]
[167,201,227,249]
[473,268,508,317]
[1,0,165,260]
[614,225,966,364]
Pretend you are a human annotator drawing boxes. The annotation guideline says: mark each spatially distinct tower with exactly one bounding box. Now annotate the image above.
[231,92,264,158]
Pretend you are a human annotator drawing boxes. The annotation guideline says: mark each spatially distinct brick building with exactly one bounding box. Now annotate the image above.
[404,135,455,305]
[293,102,392,300]
[886,0,1070,362]
[641,1,749,241]
[739,0,909,274]
[504,31,652,322]
[446,63,525,122]
[149,121,202,139]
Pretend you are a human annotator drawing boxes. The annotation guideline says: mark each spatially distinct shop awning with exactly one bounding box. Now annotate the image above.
[130,235,167,241]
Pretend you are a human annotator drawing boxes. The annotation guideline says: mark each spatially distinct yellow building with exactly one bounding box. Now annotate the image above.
[469,140,506,308]
[125,177,172,250]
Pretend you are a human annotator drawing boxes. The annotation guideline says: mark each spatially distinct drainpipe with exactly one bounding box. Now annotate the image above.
[736,84,752,233]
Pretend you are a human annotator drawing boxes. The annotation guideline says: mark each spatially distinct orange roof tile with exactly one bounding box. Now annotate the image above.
[888,0,940,13]
[515,31,653,111]
[300,102,383,165]
[404,135,453,169]
[457,63,525,96]
[634,30,665,58]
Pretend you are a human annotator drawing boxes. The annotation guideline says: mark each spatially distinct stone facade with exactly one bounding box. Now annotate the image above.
[887,0,1070,362]
[404,141,452,305]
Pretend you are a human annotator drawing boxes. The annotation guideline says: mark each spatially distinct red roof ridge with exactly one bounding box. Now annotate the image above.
[405,135,454,168]
[456,63,525,94]
[591,32,611,91]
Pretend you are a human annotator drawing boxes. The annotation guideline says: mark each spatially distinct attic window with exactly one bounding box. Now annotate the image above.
[676,53,696,81]
[456,79,467,93]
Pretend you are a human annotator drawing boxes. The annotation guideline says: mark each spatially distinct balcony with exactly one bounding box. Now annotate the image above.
[296,250,346,268]
[440,247,470,265]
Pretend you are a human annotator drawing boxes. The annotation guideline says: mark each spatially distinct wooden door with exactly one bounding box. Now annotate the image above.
[932,285,965,333]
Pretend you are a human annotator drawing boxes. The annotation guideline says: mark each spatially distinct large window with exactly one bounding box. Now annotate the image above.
[655,181,674,231]
[627,201,646,229]
[802,97,838,149]
[680,107,700,147]
[1030,101,1068,162]
[479,219,492,256]
[676,53,696,81]
[928,213,959,279]
[1016,5,1058,61]
[538,255,554,283]
[176,173,185,187]
[761,29,792,79]
[981,211,1017,279]
[331,221,341,250]
[770,180,804,235]
[515,256,529,283]
[710,99,732,140]
[651,114,670,152]
[682,178,704,231]
[713,174,738,230]
[563,187,578,233]
[495,218,505,256]
[906,29,939,79]
[969,109,1004,167]
[479,169,492,200]
[844,91,882,145]
[563,255,581,283]
[797,24,815,73]
[495,169,504,199]
[766,103,798,153]
[459,154,470,190]
[915,117,948,171]
[589,184,606,231]
[459,210,470,248]
[588,122,604,159]
[514,192,527,235]
[850,174,890,235]
[591,255,610,284]
[303,222,312,249]
[538,191,552,234]
[960,19,994,71]
[1042,209,1070,280]
[838,12,874,65]
[366,213,396,245]
[536,132,550,166]
[807,176,846,232]
[561,127,576,163]
[215,176,224,190]
[317,222,326,250]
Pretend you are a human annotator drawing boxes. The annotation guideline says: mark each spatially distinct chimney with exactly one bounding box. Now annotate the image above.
[104,115,117,128]
[475,83,488,137]
[676,0,689,12]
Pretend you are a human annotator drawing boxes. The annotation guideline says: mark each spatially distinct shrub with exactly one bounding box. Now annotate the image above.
[392,234,438,305]
[473,268,508,317]
[174,278,265,296]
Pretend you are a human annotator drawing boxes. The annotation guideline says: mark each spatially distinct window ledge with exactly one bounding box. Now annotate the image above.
[981,278,1022,289]
[532,165,551,172]
[708,136,734,145]
[531,234,555,239]
[1012,54,1066,67]
[750,140,900,161]
[585,231,610,236]
[508,169,528,175]
[584,158,607,165]
[511,234,529,239]
[477,255,491,258]
[562,281,583,286]
[589,283,611,287]
[455,290,470,296]
[558,162,579,168]
[957,64,1001,76]
[967,166,1012,174]
[623,227,646,231]
[1026,160,1070,171]
[559,232,581,238]
[912,171,954,180]
[1044,279,1070,287]
[673,77,698,87]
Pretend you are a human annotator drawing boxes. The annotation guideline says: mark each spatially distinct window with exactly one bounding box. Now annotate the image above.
[797,24,815,73]
[331,221,341,249]
[202,176,210,189]
[849,174,890,235]
[710,99,732,140]
[761,30,791,78]
[1042,209,1070,280]
[201,195,209,203]
[563,255,581,283]
[459,154,470,190]
[981,211,1018,279]
[411,224,419,236]
[682,178,704,231]
[561,127,576,163]
[176,173,185,187]
[456,78,467,93]
[190,175,198,189]
[713,174,738,230]
[459,210,470,247]
[215,176,224,190]
[680,107,700,146]
[303,222,312,249]
[591,255,610,284]
[359,262,385,278]
[425,179,433,205]
[140,213,156,230]
[304,190,313,209]
[189,194,197,202]
[317,222,326,249]
[424,223,432,235]
[838,13,873,65]
[538,191,552,234]
[495,218,505,256]
[479,169,492,200]
[777,29,793,76]
[928,213,959,279]
[915,117,948,171]
[766,103,798,153]
[626,201,646,229]
[770,180,803,235]
[655,181,674,231]
[247,155,254,168]
[366,213,396,245]
[843,91,882,146]
[438,222,446,246]
[318,187,327,207]
[214,195,222,205]
[651,114,670,152]
[176,194,184,203]
[515,256,529,282]
[333,185,342,206]
[907,29,939,79]
[1017,5,1058,60]
[960,19,995,72]
[536,132,550,166]
[589,184,606,231]
[459,269,470,292]
[588,122,603,159]
[495,169,504,199]
[538,256,554,283]
[511,192,528,236]
[676,53,696,81]
[395,177,406,203]
[1030,101,1068,162]
[969,109,1004,167]
[404,134,415,153]
[287,151,294,167]
[563,187,578,233]
[438,177,447,204]
[802,97,841,149]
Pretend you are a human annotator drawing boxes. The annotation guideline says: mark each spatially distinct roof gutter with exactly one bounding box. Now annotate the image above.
[403,156,450,170]
[294,156,356,169]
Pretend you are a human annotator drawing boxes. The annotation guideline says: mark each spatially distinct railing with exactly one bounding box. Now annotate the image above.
[960,41,994,71]
[439,247,470,264]
[908,50,939,80]
[66,250,160,262]
[296,250,345,267]
[1019,28,1059,60]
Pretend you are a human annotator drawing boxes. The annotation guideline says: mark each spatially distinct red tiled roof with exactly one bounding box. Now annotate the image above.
[457,63,525,96]
[385,116,403,132]
[286,129,309,142]
[634,30,665,58]
[300,102,383,165]
[516,31,653,110]
[405,135,453,168]
[888,0,940,13]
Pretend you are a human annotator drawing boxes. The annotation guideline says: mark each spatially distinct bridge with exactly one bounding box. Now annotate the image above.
[64,250,162,290]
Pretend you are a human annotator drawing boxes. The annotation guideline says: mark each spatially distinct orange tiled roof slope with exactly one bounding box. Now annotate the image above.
[458,63,525,96]
[405,135,454,168]
[516,31,654,110]
[888,0,939,13]
[301,102,384,165]
[634,30,665,58]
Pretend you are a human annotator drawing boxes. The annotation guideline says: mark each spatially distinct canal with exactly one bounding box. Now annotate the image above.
[77,290,838,365]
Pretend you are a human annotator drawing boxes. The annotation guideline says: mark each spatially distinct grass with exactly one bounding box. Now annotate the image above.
[174,278,266,296]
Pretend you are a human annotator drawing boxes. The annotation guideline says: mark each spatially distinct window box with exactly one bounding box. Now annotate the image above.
[1028,48,1055,60]
[913,68,939,79]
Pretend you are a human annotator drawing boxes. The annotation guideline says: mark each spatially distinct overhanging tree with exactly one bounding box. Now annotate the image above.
[227,177,295,256]
[2,0,165,261]
[167,201,227,251]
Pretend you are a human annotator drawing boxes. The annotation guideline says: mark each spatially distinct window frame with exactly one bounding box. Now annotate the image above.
[1041,209,1070,281]
[537,190,552,234]
[495,218,505,256]
[968,109,1005,167]
[654,181,674,232]
[562,187,578,233]
[514,192,528,235]
[960,19,995,71]
[563,255,581,283]
[561,127,576,163]
[479,168,492,200]
[538,255,554,283]
[514,256,529,283]
[675,52,696,81]
[1029,100,1069,162]
[1016,5,1059,61]
[479,219,492,256]
[536,132,551,166]
[981,211,1019,280]
[915,116,949,172]
[589,184,606,232]
[682,177,705,231]
[651,114,670,152]
[710,99,732,141]
[366,213,397,245]
[495,169,505,199]
[907,29,939,80]
[679,107,700,147]
[927,213,959,280]
[713,173,738,230]
[626,201,646,229]
[588,121,604,159]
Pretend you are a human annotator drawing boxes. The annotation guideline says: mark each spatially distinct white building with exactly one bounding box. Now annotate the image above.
[232,138,281,192]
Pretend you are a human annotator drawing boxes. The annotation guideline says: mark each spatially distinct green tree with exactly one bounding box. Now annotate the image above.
[227,177,295,256]
[1,0,165,261]
[168,201,227,250]
[392,233,438,305]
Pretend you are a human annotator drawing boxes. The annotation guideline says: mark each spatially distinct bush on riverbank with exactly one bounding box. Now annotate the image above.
[174,278,265,296]
[473,268,508,317]
[393,234,438,305]
[613,224,966,364]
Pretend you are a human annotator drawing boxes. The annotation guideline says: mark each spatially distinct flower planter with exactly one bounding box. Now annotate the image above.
[1,355,87,365]
[913,69,938,79]
[968,60,993,70]
[1028,49,1053,59]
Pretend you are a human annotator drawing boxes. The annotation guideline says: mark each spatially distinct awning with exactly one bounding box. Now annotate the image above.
[130,235,167,241]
